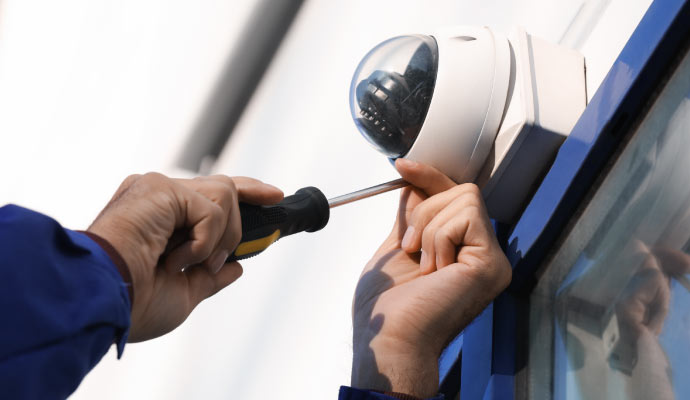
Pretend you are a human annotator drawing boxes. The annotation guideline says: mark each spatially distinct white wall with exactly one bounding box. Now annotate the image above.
[0,0,651,399]
[0,0,255,226]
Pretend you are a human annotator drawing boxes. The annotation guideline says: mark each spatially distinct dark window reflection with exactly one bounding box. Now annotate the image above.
[550,94,690,398]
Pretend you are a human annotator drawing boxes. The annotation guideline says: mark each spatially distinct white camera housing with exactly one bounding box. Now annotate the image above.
[350,26,586,222]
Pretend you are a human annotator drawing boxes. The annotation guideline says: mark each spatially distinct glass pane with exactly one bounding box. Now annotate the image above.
[528,48,690,400]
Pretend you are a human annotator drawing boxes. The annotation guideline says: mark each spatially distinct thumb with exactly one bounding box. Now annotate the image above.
[383,159,457,248]
[395,158,457,197]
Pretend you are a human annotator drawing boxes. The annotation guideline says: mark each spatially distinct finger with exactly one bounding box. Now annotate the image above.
[652,246,690,276]
[647,280,670,335]
[379,186,427,252]
[202,177,283,252]
[403,183,482,253]
[162,230,190,261]
[203,247,233,275]
[214,188,242,257]
[639,258,671,334]
[384,160,459,251]
[231,176,284,205]
[186,261,244,305]
[420,202,473,274]
[176,178,237,217]
[422,191,496,274]
[395,158,456,197]
[618,258,669,336]
[177,176,243,259]
[434,214,471,270]
[163,188,228,271]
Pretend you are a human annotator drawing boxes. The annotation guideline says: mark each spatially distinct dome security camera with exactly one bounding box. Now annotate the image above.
[350,26,586,223]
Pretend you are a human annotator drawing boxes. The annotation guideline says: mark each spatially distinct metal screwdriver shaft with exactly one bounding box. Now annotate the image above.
[328,178,409,208]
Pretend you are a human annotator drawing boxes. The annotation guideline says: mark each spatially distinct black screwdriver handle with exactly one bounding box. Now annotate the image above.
[228,187,330,261]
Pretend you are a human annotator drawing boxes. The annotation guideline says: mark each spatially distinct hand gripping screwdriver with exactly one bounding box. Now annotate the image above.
[228,179,408,261]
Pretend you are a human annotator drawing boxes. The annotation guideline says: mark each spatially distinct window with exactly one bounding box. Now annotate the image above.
[464,1,690,399]
[528,45,690,400]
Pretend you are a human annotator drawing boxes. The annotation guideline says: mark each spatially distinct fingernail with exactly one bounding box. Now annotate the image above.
[420,250,429,270]
[396,158,417,168]
[401,226,415,249]
[211,250,230,274]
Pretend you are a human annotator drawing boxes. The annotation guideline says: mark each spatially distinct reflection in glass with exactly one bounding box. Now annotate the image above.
[528,50,690,400]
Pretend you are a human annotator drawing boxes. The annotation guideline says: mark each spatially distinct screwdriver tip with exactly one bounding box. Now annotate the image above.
[328,178,408,209]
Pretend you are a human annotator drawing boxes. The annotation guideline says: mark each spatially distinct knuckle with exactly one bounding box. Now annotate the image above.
[421,222,439,247]
[433,234,451,260]
[208,181,230,198]
[122,174,143,186]
[141,171,169,186]
[461,204,483,220]
[191,240,214,260]
[225,180,238,201]
[226,178,237,192]
[458,183,481,197]
[228,227,242,250]
[216,174,237,188]
[447,184,483,208]
[456,204,484,226]
[659,300,670,313]
[410,202,433,228]
[435,224,454,244]
[457,253,512,293]
[408,207,422,227]
[486,256,512,292]
[113,173,169,203]
[209,178,238,204]
[142,171,165,180]
[113,174,144,199]
[209,202,225,221]
[497,257,513,289]
[205,174,237,191]
[228,213,242,235]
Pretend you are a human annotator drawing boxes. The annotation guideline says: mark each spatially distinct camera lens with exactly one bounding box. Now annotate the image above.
[350,35,439,158]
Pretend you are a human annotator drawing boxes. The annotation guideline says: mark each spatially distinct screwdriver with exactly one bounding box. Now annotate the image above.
[228,178,408,261]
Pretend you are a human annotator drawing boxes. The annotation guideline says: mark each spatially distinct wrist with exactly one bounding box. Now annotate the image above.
[87,219,151,330]
[352,335,439,398]
[80,230,135,308]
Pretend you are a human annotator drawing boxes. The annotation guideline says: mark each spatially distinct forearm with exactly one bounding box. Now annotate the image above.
[352,330,439,398]
[351,353,439,398]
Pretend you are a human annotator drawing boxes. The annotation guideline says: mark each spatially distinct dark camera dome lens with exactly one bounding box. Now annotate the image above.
[350,35,439,158]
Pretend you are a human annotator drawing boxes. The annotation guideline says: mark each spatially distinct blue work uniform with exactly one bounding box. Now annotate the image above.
[0,205,441,400]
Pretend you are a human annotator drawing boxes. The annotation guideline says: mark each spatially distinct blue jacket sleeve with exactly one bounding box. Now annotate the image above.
[338,386,445,400]
[0,205,132,399]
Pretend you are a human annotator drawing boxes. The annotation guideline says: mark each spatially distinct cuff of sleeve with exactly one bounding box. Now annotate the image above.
[338,386,444,400]
[79,231,134,309]
[78,231,132,358]
[70,229,132,358]
[376,392,426,400]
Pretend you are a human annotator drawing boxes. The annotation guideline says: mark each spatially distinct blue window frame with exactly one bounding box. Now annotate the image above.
[452,0,690,399]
